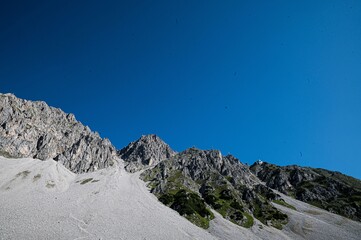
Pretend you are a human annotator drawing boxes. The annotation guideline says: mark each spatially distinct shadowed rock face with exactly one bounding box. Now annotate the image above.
[118,134,176,172]
[250,161,361,222]
[0,93,117,173]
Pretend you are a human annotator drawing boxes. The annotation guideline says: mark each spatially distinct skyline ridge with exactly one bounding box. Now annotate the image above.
[1,92,359,180]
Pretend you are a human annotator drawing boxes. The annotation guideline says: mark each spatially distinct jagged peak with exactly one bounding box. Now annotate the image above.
[0,92,16,97]
[137,134,168,145]
[174,149,253,173]
[181,147,221,155]
[118,134,174,153]
[0,93,117,173]
[118,134,176,172]
[140,134,159,140]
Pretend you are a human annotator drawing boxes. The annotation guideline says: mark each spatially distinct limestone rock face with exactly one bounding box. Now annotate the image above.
[250,162,318,194]
[140,148,288,229]
[0,93,117,173]
[118,134,176,172]
[250,161,361,221]
[142,147,259,194]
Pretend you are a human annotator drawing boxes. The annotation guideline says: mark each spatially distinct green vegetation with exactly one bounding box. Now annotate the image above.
[141,167,160,182]
[230,200,244,211]
[159,194,174,205]
[0,150,13,158]
[172,190,213,218]
[46,181,55,188]
[16,170,31,178]
[201,184,254,228]
[33,174,41,182]
[185,212,211,229]
[80,178,93,185]
[159,189,214,229]
[296,175,361,221]
[306,195,361,222]
[273,199,297,210]
[307,200,323,209]
[146,168,214,229]
[252,163,361,222]
[243,212,254,228]
[143,161,293,230]
[313,168,361,191]
[226,176,234,183]
[253,200,288,229]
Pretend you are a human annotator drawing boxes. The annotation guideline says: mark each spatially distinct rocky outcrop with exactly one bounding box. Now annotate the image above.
[250,161,361,222]
[142,147,260,196]
[250,161,318,194]
[0,93,117,173]
[151,148,258,191]
[141,148,288,229]
[118,134,176,172]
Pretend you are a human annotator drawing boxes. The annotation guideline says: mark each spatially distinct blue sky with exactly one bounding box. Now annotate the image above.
[1,1,360,179]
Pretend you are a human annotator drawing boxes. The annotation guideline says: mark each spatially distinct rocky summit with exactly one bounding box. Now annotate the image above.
[118,134,176,172]
[0,93,117,173]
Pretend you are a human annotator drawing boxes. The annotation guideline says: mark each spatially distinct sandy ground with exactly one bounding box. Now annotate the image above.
[1,156,360,240]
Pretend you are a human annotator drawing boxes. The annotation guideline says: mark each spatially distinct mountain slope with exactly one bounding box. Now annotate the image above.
[250,161,361,222]
[0,157,361,240]
[1,94,361,239]
[0,156,217,240]
[0,93,117,173]
[2,156,360,240]
[141,148,290,230]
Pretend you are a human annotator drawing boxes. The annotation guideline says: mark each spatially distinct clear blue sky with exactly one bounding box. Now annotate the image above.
[1,1,360,179]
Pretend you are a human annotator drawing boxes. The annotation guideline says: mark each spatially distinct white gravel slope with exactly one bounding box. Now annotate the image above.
[271,191,361,240]
[208,209,292,240]
[1,156,360,240]
[0,157,216,240]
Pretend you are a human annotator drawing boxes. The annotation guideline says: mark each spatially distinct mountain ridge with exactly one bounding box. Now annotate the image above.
[1,93,361,238]
[250,161,361,221]
[0,93,117,173]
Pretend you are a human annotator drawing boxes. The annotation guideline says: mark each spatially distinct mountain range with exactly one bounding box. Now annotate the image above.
[0,93,360,240]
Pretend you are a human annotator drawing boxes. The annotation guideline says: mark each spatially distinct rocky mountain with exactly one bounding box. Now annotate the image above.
[117,133,361,229]
[140,148,290,229]
[250,161,361,221]
[118,134,176,172]
[0,93,117,173]
[3,156,360,240]
[1,93,361,237]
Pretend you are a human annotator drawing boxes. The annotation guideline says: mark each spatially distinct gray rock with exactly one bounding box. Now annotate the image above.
[140,147,288,229]
[118,134,176,172]
[141,147,259,195]
[0,93,117,173]
[250,161,361,222]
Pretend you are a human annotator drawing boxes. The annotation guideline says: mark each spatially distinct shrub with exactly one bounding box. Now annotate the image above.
[230,200,244,211]
[159,194,174,205]
[219,189,233,200]
[171,190,212,218]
